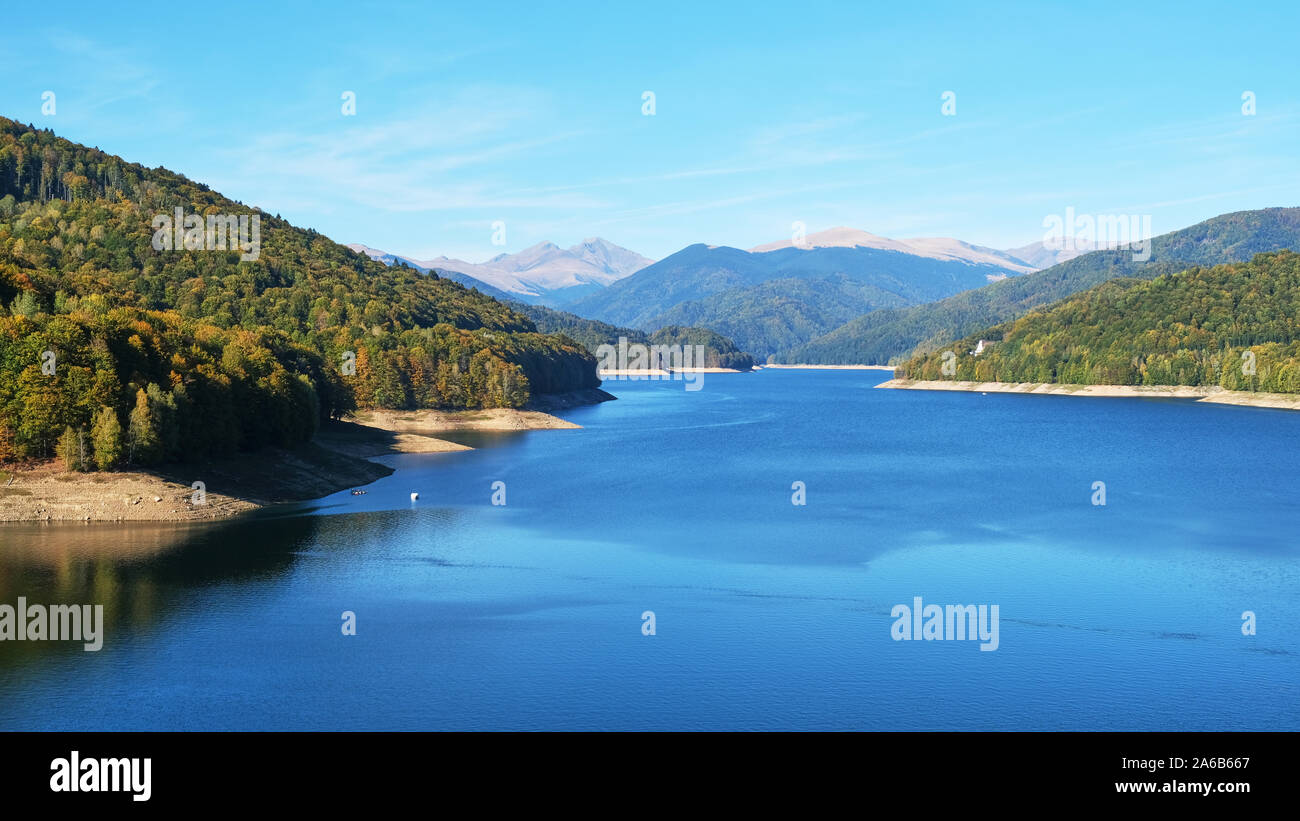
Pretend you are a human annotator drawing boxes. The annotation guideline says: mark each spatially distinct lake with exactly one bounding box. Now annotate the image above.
[1,368,1297,729]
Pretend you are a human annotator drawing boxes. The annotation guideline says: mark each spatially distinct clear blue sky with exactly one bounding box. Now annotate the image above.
[3,0,1297,261]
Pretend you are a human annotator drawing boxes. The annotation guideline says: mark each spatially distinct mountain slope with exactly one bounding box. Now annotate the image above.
[0,117,597,464]
[897,250,1300,392]
[783,207,1300,364]
[642,274,911,360]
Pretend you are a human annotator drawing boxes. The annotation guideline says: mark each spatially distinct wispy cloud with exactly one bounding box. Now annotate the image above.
[207,89,607,213]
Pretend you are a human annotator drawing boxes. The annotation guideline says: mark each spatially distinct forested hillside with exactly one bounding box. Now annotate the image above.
[643,274,910,360]
[0,117,597,466]
[782,208,1300,364]
[512,302,754,369]
[645,326,754,370]
[898,250,1300,392]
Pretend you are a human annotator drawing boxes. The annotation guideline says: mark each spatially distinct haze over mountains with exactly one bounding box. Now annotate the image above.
[349,239,653,306]
[1001,240,1088,270]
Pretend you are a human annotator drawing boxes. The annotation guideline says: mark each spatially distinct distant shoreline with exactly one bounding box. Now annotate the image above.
[599,367,745,376]
[762,364,895,371]
[878,379,1300,411]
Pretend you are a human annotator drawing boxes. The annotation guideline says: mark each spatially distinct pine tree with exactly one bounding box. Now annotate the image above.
[91,406,122,471]
[128,388,160,464]
[8,290,39,317]
[56,425,78,471]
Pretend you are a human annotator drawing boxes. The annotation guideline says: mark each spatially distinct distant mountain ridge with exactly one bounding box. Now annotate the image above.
[781,207,1300,365]
[565,236,1037,360]
[750,226,1040,274]
[349,239,653,306]
[1001,239,1088,270]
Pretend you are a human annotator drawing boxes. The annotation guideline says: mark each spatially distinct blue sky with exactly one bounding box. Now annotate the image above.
[3,0,1298,261]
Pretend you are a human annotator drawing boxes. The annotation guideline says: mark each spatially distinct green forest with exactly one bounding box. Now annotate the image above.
[0,117,597,467]
[898,250,1300,393]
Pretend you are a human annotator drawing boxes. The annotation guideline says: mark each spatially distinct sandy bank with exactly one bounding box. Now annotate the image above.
[599,368,670,377]
[0,442,393,523]
[0,390,613,523]
[349,406,581,434]
[877,379,1300,411]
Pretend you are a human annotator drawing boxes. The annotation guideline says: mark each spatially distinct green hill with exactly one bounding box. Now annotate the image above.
[782,208,1300,364]
[898,250,1300,393]
[0,117,596,466]
[644,326,754,371]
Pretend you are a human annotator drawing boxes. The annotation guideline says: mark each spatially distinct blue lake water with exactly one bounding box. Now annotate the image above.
[1,368,1297,729]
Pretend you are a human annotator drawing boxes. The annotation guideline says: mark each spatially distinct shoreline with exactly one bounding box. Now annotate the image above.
[763,364,895,371]
[877,379,1300,411]
[0,390,613,524]
[598,367,746,375]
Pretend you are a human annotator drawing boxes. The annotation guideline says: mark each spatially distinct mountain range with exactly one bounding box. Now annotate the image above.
[355,227,1095,362]
[749,226,1045,273]
[563,230,1047,359]
[782,207,1300,365]
[353,211,1300,369]
[349,239,653,306]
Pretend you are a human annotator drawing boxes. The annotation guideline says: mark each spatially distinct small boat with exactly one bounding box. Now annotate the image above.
[350,489,367,496]
[410,492,420,501]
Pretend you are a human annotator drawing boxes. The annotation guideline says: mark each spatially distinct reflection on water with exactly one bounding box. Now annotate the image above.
[419,429,533,450]
[0,516,316,668]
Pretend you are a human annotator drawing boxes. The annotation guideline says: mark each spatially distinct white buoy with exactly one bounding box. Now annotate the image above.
[410,492,419,501]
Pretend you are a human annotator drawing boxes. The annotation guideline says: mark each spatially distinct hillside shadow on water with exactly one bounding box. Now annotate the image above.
[0,513,325,670]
